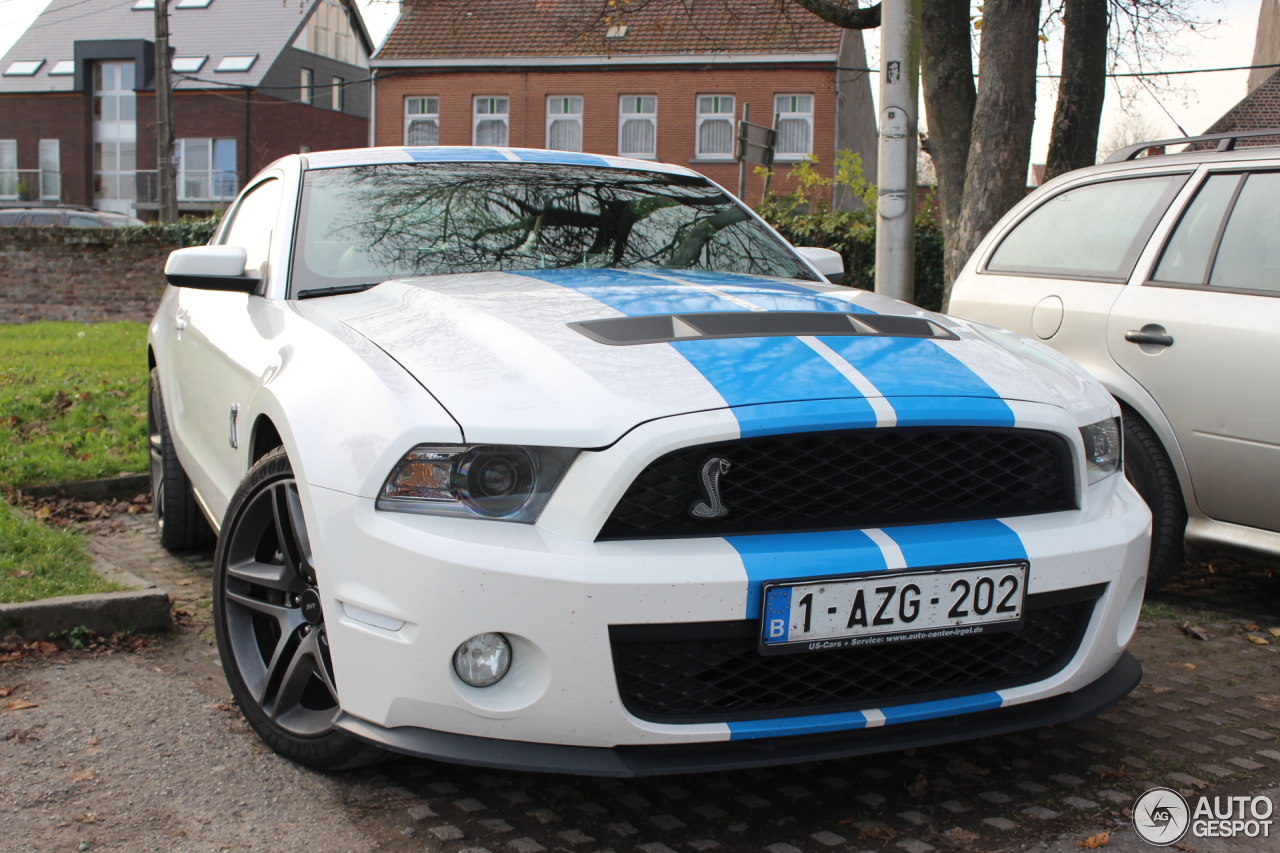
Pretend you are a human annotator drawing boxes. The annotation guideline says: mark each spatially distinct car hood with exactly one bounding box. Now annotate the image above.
[313,268,1114,447]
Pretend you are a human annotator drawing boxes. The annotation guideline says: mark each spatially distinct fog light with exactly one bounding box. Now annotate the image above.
[453,633,512,687]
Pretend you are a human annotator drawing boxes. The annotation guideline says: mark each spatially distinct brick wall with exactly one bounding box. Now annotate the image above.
[1204,71,1280,145]
[0,228,173,324]
[0,93,94,208]
[373,65,838,202]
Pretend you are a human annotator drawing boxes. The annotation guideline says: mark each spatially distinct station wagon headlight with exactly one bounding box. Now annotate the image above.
[377,444,577,521]
[1080,418,1122,484]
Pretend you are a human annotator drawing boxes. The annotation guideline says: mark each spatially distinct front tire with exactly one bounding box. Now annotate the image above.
[1123,410,1187,592]
[212,447,384,770]
[148,367,215,552]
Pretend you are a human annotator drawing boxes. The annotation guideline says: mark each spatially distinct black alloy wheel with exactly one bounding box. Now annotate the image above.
[148,367,214,552]
[212,447,383,769]
[1122,409,1187,592]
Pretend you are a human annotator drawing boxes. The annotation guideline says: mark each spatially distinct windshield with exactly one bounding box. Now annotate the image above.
[289,163,814,294]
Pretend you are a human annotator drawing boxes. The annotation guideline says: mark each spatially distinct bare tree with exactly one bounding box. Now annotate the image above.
[1097,112,1164,158]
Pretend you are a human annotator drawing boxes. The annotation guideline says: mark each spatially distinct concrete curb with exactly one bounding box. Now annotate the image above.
[0,557,170,639]
[19,473,151,502]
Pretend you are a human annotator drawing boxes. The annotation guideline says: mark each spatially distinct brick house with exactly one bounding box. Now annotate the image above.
[1202,0,1280,143]
[371,0,844,201]
[0,0,374,218]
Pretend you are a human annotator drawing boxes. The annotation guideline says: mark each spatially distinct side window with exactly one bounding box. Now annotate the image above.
[1151,174,1239,285]
[1209,172,1280,293]
[67,214,103,228]
[221,178,283,278]
[986,174,1187,280]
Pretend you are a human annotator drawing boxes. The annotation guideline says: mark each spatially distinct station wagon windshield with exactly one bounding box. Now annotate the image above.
[289,163,814,295]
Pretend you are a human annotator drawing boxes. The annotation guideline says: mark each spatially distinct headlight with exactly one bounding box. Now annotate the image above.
[1080,418,1122,484]
[377,444,577,521]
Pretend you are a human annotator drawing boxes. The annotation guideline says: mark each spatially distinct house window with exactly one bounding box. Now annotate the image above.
[300,68,312,104]
[39,139,60,200]
[547,96,583,152]
[175,138,238,201]
[0,140,16,200]
[696,95,735,157]
[618,96,657,158]
[332,76,344,112]
[405,97,439,146]
[306,0,354,64]
[774,94,814,159]
[474,97,509,146]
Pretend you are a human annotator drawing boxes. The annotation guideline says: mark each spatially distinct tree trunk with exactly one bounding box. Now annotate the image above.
[919,0,975,253]
[945,0,1041,304]
[834,27,879,211]
[1044,0,1108,180]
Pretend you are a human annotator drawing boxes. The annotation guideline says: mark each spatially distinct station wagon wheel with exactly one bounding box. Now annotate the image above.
[147,367,214,552]
[1122,409,1187,592]
[212,447,384,769]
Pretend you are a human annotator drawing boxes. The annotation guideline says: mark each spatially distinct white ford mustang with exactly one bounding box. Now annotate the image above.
[149,147,1150,775]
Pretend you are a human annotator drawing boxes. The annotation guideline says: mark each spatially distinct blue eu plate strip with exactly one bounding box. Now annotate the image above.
[761,586,793,645]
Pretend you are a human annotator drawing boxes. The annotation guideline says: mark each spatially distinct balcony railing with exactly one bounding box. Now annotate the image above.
[0,169,63,204]
[135,170,239,204]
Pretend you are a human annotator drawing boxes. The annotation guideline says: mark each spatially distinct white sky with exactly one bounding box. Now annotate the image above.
[0,0,1264,163]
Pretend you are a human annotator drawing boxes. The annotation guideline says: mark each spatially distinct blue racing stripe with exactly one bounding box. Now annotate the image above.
[882,519,1028,569]
[726,529,889,619]
[728,708,870,740]
[890,397,1020,427]
[878,692,1003,725]
[513,150,613,167]
[406,147,510,162]
[733,398,879,438]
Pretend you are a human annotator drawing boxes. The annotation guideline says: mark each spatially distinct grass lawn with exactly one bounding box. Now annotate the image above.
[0,501,118,603]
[1,321,150,489]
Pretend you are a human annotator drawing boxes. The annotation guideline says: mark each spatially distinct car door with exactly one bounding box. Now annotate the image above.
[169,177,285,522]
[948,173,1189,378]
[1108,169,1280,532]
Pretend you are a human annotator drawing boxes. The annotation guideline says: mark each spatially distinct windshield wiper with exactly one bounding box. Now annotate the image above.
[295,282,383,300]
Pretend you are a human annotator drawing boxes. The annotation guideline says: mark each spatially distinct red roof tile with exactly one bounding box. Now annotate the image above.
[377,0,842,60]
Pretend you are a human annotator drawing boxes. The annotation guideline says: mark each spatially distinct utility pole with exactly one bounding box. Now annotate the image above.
[873,0,921,302]
[154,0,178,223]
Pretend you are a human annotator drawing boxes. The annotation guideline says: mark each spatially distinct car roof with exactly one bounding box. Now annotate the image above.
[301,146,702,179]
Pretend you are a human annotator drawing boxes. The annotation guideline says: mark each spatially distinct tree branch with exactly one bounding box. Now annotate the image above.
[790,0,881,29]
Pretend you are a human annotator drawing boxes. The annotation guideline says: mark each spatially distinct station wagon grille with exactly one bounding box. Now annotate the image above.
[609,596,1095,722]
[597,427,1075,540]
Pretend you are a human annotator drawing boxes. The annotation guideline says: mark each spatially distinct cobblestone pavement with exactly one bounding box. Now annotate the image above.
[3,513,1279,853]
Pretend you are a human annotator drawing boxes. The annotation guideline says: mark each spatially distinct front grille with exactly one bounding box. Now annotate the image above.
[598,427,1074,540]
[610,596,1095,723]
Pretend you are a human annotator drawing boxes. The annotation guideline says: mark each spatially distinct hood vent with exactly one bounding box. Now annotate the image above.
[569,311,958,346]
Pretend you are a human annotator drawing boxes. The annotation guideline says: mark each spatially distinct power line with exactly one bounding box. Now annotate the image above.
[836,61,1280,78]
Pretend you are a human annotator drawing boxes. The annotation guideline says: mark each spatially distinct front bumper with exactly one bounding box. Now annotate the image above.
[335,652,1142,776]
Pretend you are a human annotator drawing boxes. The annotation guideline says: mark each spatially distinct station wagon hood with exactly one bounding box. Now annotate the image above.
[312,269,1114,447]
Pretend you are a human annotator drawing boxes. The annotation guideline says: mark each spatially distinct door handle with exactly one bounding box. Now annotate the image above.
[1124,329,1173,347]
[174,310,189,332]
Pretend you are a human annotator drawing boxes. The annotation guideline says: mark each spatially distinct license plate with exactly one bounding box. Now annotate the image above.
[760,563,1028,654]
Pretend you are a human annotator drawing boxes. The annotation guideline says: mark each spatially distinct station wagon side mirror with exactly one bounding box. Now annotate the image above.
[794,247,845,284]
[164,246,259,293]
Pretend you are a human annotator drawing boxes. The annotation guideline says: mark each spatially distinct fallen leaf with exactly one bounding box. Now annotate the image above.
[175,579,195,586]
[6,570,32,578]
[1245,623,1261,632]
[854,820,897,841]
[944,826,979,844]
[947,758,990,776]
[5,699,38,711]
[906,773,929,797]
[1152,686,1173,694]
[1270,627,1280,637]
[71,770,93,782]
[0,684,25,698]
[1170,662,1197,670]
[1100,765,1127,780]
[1247,635,1271,645]
[1179,623,1212,641]
[0,652,28,663]
[1080,830,1111,849]
[34,507,51,519]
[34,641,57,654]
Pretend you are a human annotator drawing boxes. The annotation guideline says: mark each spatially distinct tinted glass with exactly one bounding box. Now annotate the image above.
[987,175,1186,280]
[291,163,813,294]
[1209,172,1280,293]
[1152,174,1239,285]
[67,215,103,228]
[222,179,283,277]
[28,213,61,226]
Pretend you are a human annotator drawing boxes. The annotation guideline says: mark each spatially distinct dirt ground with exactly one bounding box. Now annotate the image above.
[2,509,1279,853]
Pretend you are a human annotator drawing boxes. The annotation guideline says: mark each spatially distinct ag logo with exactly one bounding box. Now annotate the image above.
[1133,787,1190,845]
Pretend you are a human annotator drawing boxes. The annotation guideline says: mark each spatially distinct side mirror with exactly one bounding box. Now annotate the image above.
[164,246,258,292]
[794,247,845,284]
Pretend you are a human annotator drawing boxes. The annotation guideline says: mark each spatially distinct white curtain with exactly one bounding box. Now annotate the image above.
[407,119,439,146]
[548,118,582,152]
[476,119,508,146]
[0,140,17,198]
[619,118,654,156]
[777,118,811,156]
[698,119,733,155]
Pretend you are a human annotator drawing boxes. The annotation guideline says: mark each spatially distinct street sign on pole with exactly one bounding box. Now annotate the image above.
[874,0,920,303]
[736,120,777,167]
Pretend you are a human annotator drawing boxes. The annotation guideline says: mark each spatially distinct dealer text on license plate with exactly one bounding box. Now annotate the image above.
[760,563,1027,653]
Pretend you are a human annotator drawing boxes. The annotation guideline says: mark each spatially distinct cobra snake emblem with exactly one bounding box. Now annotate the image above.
[689,456,731,519]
